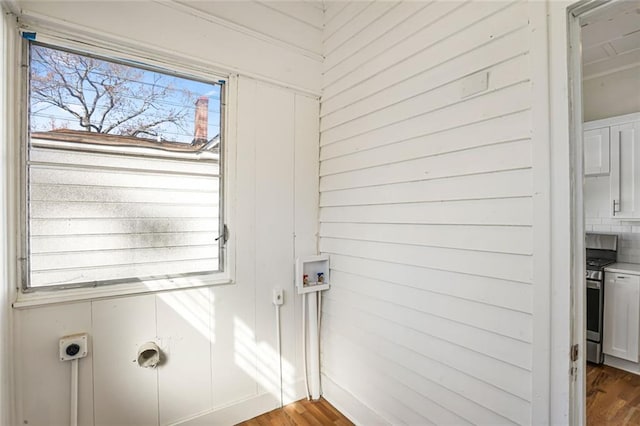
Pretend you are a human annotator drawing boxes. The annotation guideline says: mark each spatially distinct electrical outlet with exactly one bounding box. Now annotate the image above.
[59,333,89,362]
[273,288,284,306]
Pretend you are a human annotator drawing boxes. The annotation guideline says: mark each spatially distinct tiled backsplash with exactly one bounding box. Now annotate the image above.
[585,175,640,263]
[586,218,640,263]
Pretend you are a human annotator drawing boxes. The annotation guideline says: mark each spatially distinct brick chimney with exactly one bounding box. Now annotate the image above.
[193,96,208,143]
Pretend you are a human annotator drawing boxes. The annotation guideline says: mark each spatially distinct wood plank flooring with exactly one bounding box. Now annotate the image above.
[588,364,640,425]
[236,398,354,426]
[238,366,640,426]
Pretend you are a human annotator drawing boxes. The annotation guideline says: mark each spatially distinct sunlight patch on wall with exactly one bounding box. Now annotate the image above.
[233,317,296,402]
[157,287,214,342]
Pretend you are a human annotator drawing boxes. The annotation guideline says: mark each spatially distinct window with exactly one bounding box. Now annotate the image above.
[24,42,226,291]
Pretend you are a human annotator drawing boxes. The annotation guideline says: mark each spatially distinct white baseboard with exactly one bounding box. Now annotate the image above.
[174,378,308,425]
[604,354,640,375]
[321,373,389,426]
[176,392,278,426]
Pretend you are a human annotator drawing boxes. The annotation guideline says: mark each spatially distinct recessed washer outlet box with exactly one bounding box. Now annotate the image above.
[59,333,89,361]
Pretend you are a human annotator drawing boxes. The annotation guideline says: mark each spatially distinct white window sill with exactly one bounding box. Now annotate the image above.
[13,274,233,309]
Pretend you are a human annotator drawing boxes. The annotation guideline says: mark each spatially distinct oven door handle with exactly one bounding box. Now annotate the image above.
[587,279,602,290]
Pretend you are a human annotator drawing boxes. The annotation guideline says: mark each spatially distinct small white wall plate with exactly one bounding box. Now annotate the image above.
[59,333,89,361]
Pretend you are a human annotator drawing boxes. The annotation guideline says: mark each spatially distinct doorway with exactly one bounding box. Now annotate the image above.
[569,1,640,424]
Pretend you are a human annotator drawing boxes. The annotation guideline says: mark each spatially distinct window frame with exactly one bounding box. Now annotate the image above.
[14,30,237,307]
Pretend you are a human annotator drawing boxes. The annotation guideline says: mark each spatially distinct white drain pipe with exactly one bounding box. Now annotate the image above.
[70,359,78,426]
[307,291,321,400]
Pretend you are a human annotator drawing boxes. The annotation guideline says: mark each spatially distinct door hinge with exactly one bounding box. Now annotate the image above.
[215,224,229,246]
[570,366,578,380]
[571,344,579,362]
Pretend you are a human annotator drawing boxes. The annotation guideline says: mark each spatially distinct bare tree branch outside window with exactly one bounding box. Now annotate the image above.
[29,44,217,143]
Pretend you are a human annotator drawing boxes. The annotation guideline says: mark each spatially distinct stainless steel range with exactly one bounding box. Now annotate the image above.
[585,233,618,364]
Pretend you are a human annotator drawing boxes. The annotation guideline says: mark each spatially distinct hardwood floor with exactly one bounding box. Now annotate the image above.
[587,364,640,425]
[238,367,640,426]
[236,398,354,426]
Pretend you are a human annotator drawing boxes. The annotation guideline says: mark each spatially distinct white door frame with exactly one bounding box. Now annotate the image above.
[567,4,586,425]
[565,1,616,425]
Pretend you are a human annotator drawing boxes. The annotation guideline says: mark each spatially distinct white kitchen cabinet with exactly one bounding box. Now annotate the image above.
[584,127,610,176]
[603,272,640,362]
[610,121,640,218]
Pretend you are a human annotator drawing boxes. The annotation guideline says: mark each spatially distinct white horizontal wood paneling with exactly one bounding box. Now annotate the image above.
[320,238,532,284]
[320,223,532,255]
[319,1,535,424]
[336,293,533,404]
[321,82,531,160]
[323,2,397,56]
[320,109,531,175]
[329,255,533,316]
[257,1,324,28]
[322,1,527,110]
[322,1,428,78]
[18,0,322,93]
[320,197,533,226]
[323,2,372,44]
[323,315,529,425]
[320,139,532,191]
[322,27,531,131]
[320,168,533,207]
[174,1,321,54]
[321,52,530,142]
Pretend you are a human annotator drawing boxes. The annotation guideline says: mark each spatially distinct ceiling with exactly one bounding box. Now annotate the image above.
[581,1,640,79]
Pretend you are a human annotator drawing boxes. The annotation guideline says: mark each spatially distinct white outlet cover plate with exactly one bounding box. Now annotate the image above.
[59,333,89,361]
[461,71,489,98]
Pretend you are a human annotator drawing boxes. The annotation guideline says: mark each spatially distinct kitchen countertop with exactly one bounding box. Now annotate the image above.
[605,263,640,275]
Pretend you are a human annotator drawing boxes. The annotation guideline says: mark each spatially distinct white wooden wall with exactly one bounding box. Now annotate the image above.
[18,1,323,94]
[10,2,321,425]
[319,2,538,424]
[0,7,15,426]
[15,77,320,426]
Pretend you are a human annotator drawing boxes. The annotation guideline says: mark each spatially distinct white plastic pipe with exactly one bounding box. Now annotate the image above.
[70,359,78,426]
[275,304,283,408]
[307,291,320,400]
[302,293,310,400]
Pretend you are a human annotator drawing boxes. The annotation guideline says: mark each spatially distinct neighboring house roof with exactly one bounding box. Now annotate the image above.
[30,129,218,154]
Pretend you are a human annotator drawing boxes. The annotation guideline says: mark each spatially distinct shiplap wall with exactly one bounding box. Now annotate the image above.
[319,1,535,424]
[18,0,323,94]
[11,2,321,425]
[0,7,14,426]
